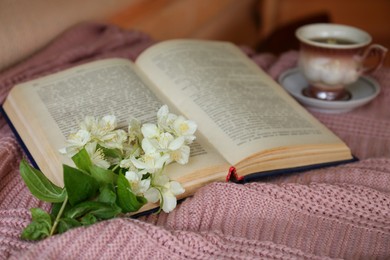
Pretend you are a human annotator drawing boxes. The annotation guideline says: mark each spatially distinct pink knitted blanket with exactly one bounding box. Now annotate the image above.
[0,23,389,259]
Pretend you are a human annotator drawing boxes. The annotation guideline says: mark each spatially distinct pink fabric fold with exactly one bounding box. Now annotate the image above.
[0,22,389,259]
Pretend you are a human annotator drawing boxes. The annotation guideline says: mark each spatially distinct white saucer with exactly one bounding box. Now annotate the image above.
[278,68,380,114]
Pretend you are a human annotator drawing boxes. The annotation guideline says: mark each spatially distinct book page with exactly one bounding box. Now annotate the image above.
[3,58,228,187]
[136,40,348,165]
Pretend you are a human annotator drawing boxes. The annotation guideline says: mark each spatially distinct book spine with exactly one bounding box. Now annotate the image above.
[0,106,39,170]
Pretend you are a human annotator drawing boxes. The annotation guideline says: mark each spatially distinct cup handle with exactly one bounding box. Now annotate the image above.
[358,44,388,74]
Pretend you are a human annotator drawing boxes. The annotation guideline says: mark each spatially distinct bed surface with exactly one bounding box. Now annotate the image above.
[0,23,389,259]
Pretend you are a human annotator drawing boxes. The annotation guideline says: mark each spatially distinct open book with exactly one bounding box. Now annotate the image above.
[2,39,353,205]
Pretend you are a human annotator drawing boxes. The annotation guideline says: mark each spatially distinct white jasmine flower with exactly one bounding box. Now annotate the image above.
[122,144,141,160]
[125,170,151,195]
[100,115,117,129]
[79,116,96,132]
[80,115,116,139]
[157,105,169,121]
[79,115,126,150]
[142,130,184,155]
[119,147,141,170]
[157,105,178,131]
[144,175,185,213]
[157,132,175,150]
[147,132,183,153]
[160,180,185,213]
[60,107,195,215]
[128,118,142,143]
[85,142,110,169]
[160,135,190,164]
[131,152,170,174]
[160,191,177,213]
[100,129,127,150]
[173,116,197,143]
[168,144,190,165]
[60,129,91,157]
[120,158,134,169]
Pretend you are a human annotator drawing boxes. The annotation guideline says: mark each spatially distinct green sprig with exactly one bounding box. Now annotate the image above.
[19,148,147,241]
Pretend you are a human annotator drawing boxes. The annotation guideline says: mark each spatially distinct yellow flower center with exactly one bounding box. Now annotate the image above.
[179,123,189,133]
[170,150,181,161]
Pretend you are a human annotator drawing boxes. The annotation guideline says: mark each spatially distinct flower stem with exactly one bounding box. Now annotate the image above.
[50,195,68,236]
[112,164,120,172]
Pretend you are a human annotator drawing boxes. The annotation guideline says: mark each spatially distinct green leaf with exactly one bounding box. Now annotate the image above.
[71,148,92,173]
[19,160,66,203]
[31,207,52,225]
[21,222,51,241]
[89,203,122,219]
[63,164,99,206]
[21,208,52,241]
[57,218,82,234]
[80,213,97,226]
[89,165,117,185]
[116,173,147,213]
[101,147,123,159]
[98,184,117,204]
[64,201,121,220]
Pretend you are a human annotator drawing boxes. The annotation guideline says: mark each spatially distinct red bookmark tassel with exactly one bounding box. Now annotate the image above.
[226,166,244,182]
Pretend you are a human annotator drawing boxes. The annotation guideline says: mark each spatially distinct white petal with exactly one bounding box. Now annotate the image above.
[174,117,197,136]
[154,153,170,169]
[64,146,79,157]
[116,129,128,142]
[159,132,174,149]
[168,136,184,151]
[85,142,97,155]
[170,181,185,195]
[58,147,67,154]
[179,145,191,164]
[128,118,142,141]
[154,174,170,186]
[185,120,197,135]
[141,123,159,138]
[161,191,177,213]
[80,116,96,131]
[170,145,190,165]
[157,105,169,119]
[102,115,117,130]
[142,138,157,154]
[94,158,110,169]
[131,157,148,170]
[144,188,160,203]
[129,118,140,127]
[120,158,133,168]
[166,113,178,127]
[68,129,91,146]
[139,179,151,193]
[173,116,185,131]
[184,135,196,143]
[125,171,139,182]
[101,129,127,150]
[99,132,116,142]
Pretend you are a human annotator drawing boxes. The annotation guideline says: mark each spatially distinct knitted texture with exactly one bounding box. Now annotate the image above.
[0,23,389,259]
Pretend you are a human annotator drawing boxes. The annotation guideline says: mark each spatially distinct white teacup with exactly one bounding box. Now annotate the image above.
[296,23,387,101]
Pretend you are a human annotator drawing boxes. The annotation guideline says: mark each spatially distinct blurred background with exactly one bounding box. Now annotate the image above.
[1,0,389,71]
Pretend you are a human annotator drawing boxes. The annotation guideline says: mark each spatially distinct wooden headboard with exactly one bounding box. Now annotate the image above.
[0,0,262,72]
[107,0,262,48]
